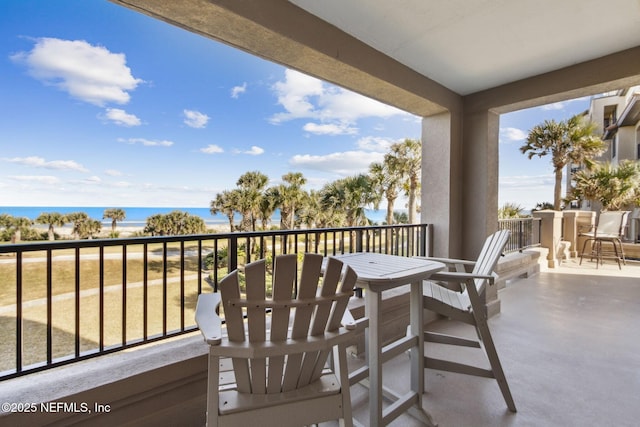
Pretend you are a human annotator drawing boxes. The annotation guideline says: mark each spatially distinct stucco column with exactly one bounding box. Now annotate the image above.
[532,210,564,268]
[421,111,463,258]
[422,108,499,261]
[461,109,500,259]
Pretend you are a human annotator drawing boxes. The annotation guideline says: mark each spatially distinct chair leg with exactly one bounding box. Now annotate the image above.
[611,240,622,269]
[474,317,517,412]
[579,238,593,266]
[616,238,627,265]
[334,345,354,427]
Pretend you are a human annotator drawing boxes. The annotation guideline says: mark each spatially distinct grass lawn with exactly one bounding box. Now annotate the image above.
[0,233,369,373]
[0,245,214,373]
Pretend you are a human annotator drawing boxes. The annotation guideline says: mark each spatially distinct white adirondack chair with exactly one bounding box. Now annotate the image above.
[579,210,630,269]
[416,229,517,412]
[195,253,358,427]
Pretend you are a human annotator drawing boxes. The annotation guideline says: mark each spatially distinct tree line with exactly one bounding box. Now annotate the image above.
[209,138,421,232]
[0,208,127,242]
[0,139,422,242]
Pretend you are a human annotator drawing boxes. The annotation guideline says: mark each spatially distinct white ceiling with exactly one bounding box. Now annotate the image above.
[290,0,640,95]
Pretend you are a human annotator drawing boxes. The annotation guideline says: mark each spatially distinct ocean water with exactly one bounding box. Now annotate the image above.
[0,206,387,228]
[0,206,236,228]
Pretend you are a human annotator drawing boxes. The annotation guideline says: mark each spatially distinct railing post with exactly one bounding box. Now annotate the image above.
[229,235,238,272]
[355,229,363,252]
[420,224,431,257]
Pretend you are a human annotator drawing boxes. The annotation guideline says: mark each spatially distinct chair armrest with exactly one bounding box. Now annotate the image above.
[195,293,223,345]
[578,224,595,233]
[429,271,496,285]
[414,256,476,272]
[341,309,369,332]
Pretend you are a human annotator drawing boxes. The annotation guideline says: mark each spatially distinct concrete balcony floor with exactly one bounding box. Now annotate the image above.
[336,258,640,427]
[2,257,638,426]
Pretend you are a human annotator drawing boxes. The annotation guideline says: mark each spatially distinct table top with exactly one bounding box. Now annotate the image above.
[333,252,445,292]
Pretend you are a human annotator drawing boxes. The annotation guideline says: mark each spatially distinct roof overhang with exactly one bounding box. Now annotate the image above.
[110,0,640,116]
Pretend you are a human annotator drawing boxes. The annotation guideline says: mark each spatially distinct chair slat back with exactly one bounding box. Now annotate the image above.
[596,211,629,236]
[468,230,510,296]
[219,253,357,396]
[220,269,252,393]
[267,254,296,393]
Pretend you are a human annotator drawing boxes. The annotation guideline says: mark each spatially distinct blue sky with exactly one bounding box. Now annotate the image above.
[1,0,591,212]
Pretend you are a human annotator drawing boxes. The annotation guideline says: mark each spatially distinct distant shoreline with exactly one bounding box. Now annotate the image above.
[31,223,231,238]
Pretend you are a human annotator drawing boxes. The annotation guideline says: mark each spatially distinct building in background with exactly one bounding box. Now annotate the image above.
[566,86,640,240]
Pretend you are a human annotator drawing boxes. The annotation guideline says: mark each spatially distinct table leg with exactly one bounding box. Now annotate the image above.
[410,280,424,400]
[365,289,383,427]
[408,280,438,427]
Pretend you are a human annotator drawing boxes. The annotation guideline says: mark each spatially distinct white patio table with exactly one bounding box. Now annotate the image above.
[333,252,445,427]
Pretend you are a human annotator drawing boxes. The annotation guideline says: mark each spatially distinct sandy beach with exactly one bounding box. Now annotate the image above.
[32,224,231,239]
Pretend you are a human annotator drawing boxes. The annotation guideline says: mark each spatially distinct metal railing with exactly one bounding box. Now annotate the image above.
[0,223,431,380]
[498,217,542,253]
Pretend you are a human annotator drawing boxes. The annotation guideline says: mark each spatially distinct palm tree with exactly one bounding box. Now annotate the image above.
[369,161,400,225]
[35,212,66,241]
[103,208,126,234]
[278,172,307,230]
[210,190,239,232]
[299,190,322,229]
[258,186,280,230]
[78,219,102,239]
[321,174,374,227]
[182,214,207,234]
[386,139,421,223]
[66,212,89,240]
[498,202,525,219]
[10,216,33,243]
[392,211,409,224]
[567,160,640,210]
[144,214,166,236]
[235,171,269,231]
[520,114,606,210]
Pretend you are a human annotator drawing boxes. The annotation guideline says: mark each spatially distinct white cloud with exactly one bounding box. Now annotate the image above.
[540,102,566,111]
[270,70,324,123]
[238,146,264,156]
[103,108,141,127]
[83,176,102,184]
[356,136,395,152]
[231,82,247,98]
[119,137,173,147]
[8,175,60,185]
[105,169,123,176]
[183,109,210,128]
[200,144,224,154]
[270,69,409,131]
[500,127,528,143]
[2,156,88,172]
[303,122,358,135]
[11,37,143,106]
[290,150,384,175]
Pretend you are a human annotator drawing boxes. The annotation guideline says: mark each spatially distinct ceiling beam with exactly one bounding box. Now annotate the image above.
[465,46,640,114]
